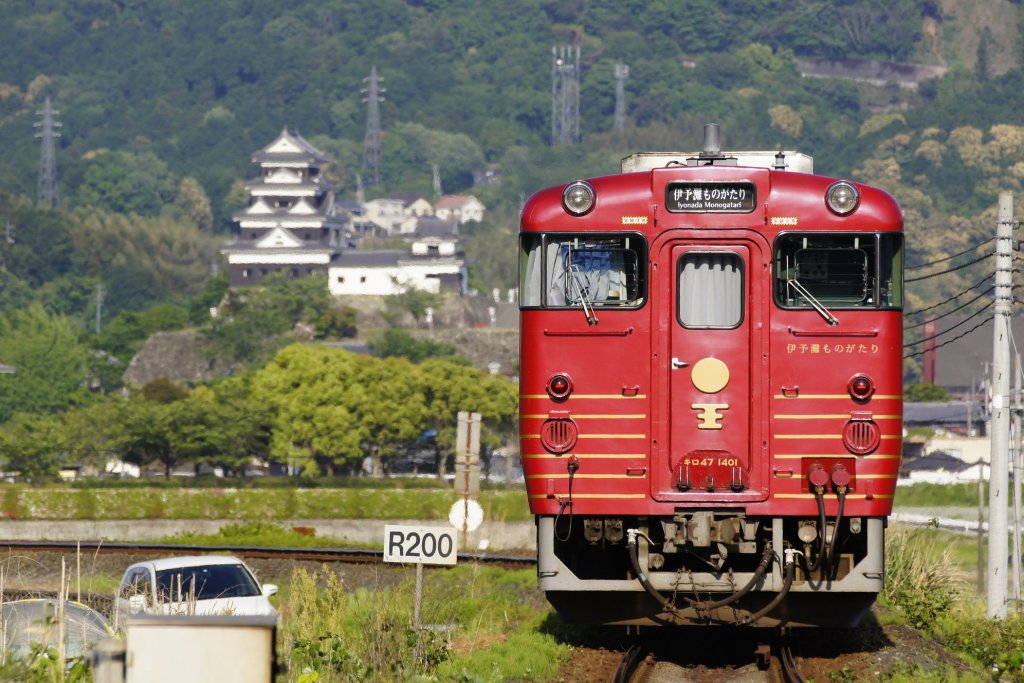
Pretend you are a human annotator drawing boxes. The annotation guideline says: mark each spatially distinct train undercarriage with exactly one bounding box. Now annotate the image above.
[537,511,885,627]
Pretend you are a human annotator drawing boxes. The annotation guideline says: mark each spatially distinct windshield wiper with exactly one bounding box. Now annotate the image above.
[568,264,599,325]
[787,278,839,325]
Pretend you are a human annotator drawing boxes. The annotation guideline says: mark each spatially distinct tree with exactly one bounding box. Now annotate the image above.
[174,176,214,231]
[74,150,178,216]
[251,345,364,476]
[0,304,90,423]
[367,328,463,363]
[412,358,518,478]
[905,383,952,402]
[0,412,67,480]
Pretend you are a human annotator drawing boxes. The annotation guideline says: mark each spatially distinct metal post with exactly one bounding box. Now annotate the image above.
[1013,352,1022,606]
[988,192,1014,619]
[413,562,423,668]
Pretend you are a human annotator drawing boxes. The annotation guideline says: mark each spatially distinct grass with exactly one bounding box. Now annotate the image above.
[279,563,567,682]
[0,483,531,522]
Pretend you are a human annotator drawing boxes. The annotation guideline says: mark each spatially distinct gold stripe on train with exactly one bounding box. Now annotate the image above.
[520,394,647,400]
[773,394,901,400]
[522,434,647,440]
[526,473,644,480]
[521,414,647,420]
[528,493,647,500]
[774,434,901,440]
[521,453,645,459]
[773,453,901,460]
[774,414,901,420]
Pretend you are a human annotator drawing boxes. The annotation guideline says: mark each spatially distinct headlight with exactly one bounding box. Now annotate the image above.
[826,180,859,215]
[562,181,595,216]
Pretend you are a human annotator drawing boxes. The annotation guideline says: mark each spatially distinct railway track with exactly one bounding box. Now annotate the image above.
[610,630,806,683]
[0,539,536,568]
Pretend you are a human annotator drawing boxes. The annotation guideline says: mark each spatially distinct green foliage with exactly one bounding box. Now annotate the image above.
[905,383,953,402]
[314,306,358,340]
[883,525,960,630]
[381,281,443,326]
[204,273,330,363]
[368,328,462,363]
[893,483,980,507]
[91,302,190,362]
[0,303,90,423]
[0,412,67,480]
[934,608,1024,681]
[75,149,178,216]
[280,564,565,683]
[0,485,531,522]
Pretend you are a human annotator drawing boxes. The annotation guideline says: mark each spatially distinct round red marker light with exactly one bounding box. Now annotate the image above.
[848,374,875,400]
[546,373,573,400]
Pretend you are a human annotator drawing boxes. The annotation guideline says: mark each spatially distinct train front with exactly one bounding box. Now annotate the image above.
[518,130,904,627]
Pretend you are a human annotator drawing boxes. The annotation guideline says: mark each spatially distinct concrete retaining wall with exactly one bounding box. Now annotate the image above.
[0,519,537,552]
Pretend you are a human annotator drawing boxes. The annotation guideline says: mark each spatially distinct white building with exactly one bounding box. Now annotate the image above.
[221,129,346,286]
[328,239,467,296]
[434,194,485,224]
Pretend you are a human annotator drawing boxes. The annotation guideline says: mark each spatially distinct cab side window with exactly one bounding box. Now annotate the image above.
[520,233,647,309]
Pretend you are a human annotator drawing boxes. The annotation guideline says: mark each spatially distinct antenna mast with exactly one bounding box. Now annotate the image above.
[613,62,629,133]
[362,66,385,187]
[551,46,581,145]
[35,97,61,209]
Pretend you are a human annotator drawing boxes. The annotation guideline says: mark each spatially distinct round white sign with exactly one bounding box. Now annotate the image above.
[448,499,484,532]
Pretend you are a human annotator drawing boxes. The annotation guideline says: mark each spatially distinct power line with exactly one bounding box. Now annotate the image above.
[904,315,993,359]
[905,253,992,283]
[904,300,994,347]
[903,286,994,329]
[906,237,994,270]
[904,273,994,316]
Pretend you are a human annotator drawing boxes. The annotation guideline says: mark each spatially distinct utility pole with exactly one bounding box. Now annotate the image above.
[431,163,442,199]
[362,66,384,187]
[613,62,629,133]
[35,97,61,209]
[988,191,1014,619]
[1013,351,1022,606]
[94,283,104,334]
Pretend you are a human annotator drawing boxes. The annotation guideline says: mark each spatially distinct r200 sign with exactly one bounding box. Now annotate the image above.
[384,525,457,566]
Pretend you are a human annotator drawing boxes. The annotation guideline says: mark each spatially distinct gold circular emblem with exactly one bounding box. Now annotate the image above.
[691,357,730,394]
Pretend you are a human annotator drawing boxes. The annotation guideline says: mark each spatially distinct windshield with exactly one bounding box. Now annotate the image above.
[155,565,261,601]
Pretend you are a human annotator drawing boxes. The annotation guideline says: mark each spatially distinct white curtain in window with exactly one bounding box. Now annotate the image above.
[679,252,742,327]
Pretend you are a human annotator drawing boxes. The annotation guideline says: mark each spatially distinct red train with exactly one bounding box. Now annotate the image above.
[518,125,904,627]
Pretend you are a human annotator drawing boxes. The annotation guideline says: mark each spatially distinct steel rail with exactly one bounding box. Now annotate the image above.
[0,540,536,568]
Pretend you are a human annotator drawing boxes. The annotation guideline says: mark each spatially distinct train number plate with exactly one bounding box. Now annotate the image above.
[673,450,746,492]
[665,181,756,213]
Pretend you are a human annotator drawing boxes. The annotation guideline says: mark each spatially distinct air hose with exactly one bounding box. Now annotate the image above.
[626,530,775,617]
[738,548,796,626]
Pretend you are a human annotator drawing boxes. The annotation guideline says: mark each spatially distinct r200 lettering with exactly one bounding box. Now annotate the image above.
[388,530,454,559]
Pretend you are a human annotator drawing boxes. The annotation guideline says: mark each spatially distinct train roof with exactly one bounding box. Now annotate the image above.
[621,150,813,174]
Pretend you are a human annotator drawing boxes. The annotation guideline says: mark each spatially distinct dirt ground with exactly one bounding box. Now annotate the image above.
[554,612,978,682]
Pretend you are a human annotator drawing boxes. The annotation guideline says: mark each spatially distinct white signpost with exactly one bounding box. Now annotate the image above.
[384,525,458,566]
[383,524,458,669]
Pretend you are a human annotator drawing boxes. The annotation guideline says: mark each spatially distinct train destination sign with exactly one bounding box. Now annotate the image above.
[665,181,756,213]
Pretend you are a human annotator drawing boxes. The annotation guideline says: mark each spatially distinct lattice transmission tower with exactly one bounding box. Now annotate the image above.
[362,66,385,187]
[551,46,580,145]
[35,97,61,209]
[613,62,629,133]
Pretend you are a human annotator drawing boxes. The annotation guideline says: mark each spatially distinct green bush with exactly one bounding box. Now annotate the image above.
[884,525,960,630]
[935,608,1024,681]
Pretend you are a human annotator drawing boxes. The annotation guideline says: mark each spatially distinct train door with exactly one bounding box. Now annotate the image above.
[653,240,767,501]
